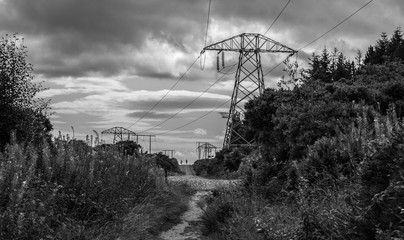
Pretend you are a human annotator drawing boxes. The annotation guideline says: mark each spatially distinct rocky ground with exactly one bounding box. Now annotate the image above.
[159,175,240,240]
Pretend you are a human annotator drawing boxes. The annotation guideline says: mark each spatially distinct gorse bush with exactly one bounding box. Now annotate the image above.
[0,137,160,240]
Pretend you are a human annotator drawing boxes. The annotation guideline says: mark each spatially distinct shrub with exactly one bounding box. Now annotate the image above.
[193,158,225,177]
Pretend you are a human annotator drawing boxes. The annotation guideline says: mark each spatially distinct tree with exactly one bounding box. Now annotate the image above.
[154,152,180,183]
[306,49,332,82]
[386,27,403,61]
[364,29,404,64]
[0,34,51,150]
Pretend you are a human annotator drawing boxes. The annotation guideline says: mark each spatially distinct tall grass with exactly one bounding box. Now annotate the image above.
[0,138,183,239]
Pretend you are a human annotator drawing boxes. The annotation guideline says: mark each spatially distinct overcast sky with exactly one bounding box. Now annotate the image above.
[1,0,402,162]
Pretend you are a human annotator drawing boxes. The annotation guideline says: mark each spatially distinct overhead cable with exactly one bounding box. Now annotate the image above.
[201,0,212,70]
[265,0,375,76]
[126,55,200,130]
[298,0,374,51]
[263,0,292,36]
[137,64,236,134]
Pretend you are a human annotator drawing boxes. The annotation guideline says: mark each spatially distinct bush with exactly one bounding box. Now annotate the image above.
[193,158,225,177]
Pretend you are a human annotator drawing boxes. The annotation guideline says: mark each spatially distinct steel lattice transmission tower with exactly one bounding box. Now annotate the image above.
[201,33,297,148]
[196,142,217,160]
[101,127,136,144]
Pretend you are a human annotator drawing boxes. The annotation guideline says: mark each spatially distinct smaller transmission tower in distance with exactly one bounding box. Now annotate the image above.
[201,33,297,148]
[162,150,175,158]
[197,142,217,160]
[101,127,136,144]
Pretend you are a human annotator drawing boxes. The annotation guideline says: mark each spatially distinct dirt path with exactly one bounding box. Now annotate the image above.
[159,175,239,240]
[178,165,195,176]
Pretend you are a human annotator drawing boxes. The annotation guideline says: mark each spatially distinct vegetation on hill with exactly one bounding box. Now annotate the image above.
[202,28,404,239]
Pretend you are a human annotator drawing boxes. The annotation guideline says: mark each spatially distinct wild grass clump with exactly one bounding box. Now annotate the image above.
[95,182,193,240]
[0,138,187,239]
[201,187,301,240]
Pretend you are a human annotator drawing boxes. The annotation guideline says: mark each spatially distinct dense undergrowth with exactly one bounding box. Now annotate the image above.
[201,29,404,240]
[0,138,190,240]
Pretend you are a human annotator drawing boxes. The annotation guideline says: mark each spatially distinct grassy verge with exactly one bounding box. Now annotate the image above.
[0,139,195,240]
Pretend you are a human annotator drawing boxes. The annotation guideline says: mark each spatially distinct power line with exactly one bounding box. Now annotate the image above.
[298,0,374,51]
[126,55,200,130]
[204,0,212,47]
[158,99,229,135]
[137,64,236,134]
[126,0,214,130]
[156,71,273,136]
[263,0,292,36]
[264,54,295,76]
[142,55,288,136]
[201,0,212,70]
[265,0,375,76]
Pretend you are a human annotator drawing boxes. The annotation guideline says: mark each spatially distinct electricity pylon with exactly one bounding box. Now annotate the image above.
[101,127,136,144]
[196,142,217,160]
[201,33,297,148]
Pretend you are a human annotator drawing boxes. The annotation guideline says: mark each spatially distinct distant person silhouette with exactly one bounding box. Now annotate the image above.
[186,159,188,165]
[180,160,183,165]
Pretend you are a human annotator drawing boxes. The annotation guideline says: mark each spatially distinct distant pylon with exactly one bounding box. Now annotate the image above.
[196,142,217,160]
[201,33,297,148]
[101,127,136,144]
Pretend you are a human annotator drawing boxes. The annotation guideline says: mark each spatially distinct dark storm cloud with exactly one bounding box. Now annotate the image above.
[0,0,402,78]
[0,0,206,47]
[0,0,207,77]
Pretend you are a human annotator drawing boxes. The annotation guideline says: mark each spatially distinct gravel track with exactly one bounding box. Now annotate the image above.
[168,175,240,191]
[159,175,240,240]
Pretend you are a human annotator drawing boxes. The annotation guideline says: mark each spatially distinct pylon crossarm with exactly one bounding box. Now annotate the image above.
[201,33,297,54]
[101,127,136,136]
